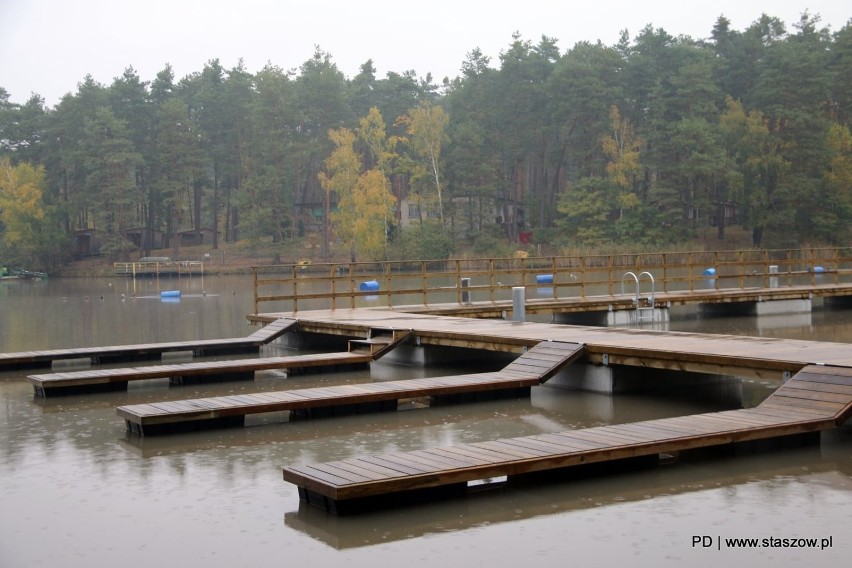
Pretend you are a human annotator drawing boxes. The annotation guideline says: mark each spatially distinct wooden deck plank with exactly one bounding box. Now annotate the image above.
[353,456,433,476]
[374,452,452,473]
[414,448,490,467]
[440,443,527,463]
[761,395,845,412]
[782,380,852,395]
[740,406,821,421]
[753,401,837,417]
[307,462,375,484]
[292,465,357,488]
[497,435,586,454]
[605,421,707,440]
[472,440,553,458]
[322,460,391,482]
[771,385,852,404]
[535,432,610,451]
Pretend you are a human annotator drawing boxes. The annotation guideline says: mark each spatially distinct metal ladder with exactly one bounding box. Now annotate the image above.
[621,271,656,323]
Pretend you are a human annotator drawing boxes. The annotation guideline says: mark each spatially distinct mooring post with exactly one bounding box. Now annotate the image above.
[512,286,526,322]
[769,265,778,289]
[461,277,471,304]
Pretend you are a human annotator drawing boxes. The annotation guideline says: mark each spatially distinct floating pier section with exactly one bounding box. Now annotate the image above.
[116,341,585,435]
[3,317,297,371]
[283,364,852,514]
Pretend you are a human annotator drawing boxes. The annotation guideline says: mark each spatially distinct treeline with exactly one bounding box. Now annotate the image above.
[0,12,850,269]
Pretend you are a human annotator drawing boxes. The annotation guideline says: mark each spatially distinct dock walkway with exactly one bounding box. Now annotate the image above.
[117,341,585,435]
[27,326,413,397]
[255,308,852,378]
[28,351,372,397]
[2,318,296,371]
[282,364,852,513]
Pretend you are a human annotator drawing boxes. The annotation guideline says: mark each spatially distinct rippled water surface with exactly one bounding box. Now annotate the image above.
[1,275,850,567]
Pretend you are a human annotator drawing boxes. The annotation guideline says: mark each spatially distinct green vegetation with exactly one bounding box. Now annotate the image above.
[1,13,850,272]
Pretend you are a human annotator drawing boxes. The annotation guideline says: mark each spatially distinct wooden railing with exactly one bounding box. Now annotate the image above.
[252,248,852,314]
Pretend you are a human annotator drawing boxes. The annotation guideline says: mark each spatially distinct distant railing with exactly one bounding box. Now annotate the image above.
[114,260,205,277]
[251,248,852,314]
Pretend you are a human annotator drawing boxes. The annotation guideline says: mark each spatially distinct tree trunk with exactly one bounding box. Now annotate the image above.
[212,165,219,249]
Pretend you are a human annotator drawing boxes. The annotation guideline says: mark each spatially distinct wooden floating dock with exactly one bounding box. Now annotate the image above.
[254,308,852,378]
[282,364,852,514]
[1,317,297,371]
[28,351,370,397]
[116,341,585,436]
[27,326,412,397]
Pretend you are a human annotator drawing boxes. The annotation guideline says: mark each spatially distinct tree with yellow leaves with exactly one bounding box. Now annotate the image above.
[318,122,396,261]
[0,158,47,266]
[600,105,642,218]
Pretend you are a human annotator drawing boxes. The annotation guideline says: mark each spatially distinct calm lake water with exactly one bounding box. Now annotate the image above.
[1,274,850,568]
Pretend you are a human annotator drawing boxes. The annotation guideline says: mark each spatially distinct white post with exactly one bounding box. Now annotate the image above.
[512,286,526,322]
[769,265,778,289]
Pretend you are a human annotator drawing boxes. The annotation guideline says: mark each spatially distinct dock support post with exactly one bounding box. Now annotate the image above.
[769,265,778,289]
[461,277,471,304]
[512,286,526,322]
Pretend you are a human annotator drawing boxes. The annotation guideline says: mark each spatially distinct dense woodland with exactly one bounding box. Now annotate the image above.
[1,12,851,270]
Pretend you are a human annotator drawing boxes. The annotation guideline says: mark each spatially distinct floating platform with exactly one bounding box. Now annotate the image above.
[1,318,297,371]
[282,364,852,514]
[28,351,372,397]
[27,326,412,397]
[116,341,585,435]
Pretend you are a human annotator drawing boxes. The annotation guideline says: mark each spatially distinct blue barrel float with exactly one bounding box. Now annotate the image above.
[359,280,380,292]
[702,267,716,276]
[536,274,554,285]
[160,290,181,302]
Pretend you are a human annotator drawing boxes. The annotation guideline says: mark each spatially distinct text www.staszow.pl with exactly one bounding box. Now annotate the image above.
[692,535,834,550]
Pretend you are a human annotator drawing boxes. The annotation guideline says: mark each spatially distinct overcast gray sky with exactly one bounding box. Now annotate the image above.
[0,0,848,106]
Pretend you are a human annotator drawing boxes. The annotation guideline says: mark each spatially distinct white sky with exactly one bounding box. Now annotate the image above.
[0,0,849,106]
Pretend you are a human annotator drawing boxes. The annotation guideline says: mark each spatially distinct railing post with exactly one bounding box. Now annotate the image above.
[607,255,614,296]
[253,267,259,315]
[688,252,694,292]
[835,247,840,285]
[330,265,337,310]
[551,256,558,299]
[738,250,744,289]
[455,259,462,304]
[713,251,719,290]
[292,265,298,313]
[787,249,793,286]
[349,264,355,309]
[385,262,392,308]
[421,261,427,306]
[489,259,495,303]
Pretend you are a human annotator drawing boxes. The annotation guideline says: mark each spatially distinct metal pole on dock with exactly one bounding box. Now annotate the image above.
[512,286,526,322]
